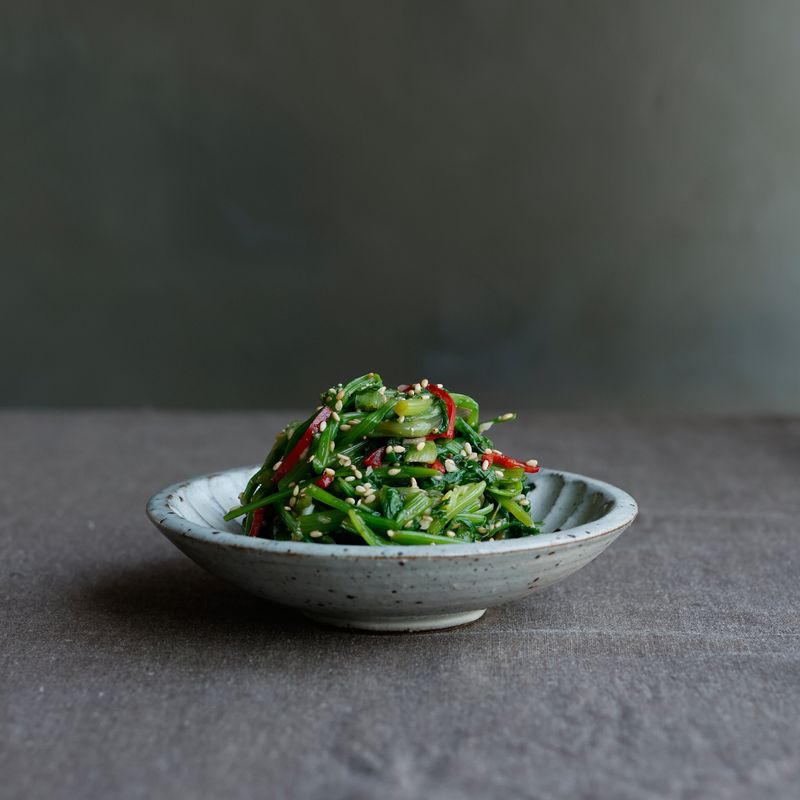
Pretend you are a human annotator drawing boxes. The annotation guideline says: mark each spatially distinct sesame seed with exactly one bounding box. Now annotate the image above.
[344,476,355,482]
[484,448,492,455]
[414,383,422,392]
[273,460,283,471]
[470,453,479,461]
[283,505,292,511]
[460,450,466,457]
[356,498,363,506]
[393,446,406,453]
[340,424,351,431]
[329,441,335,452]
[387,530,396,538]
[345,497,356,505]
[520,499,530,506]
[337,453,351,464]
[444,459,458,473]
[292,485,300,496]
[309,530,323,539]
[494,469,504,478]
[386,445,394,454]
[324,467,335,477]
[464,443,472,455]
[336,389,345,400]
[334,400,343,412]
[416,441,425,451]
[355,486,367,495]
[500,412,514,421]
[446,531,456,538]
[365,494,376,504]
[353,469,363,479]
[288,481,296,488]
[388,468,401,475]
[365,466,373,475]
[421,378,429,388]
[526,459,539,467]
[482,459,490,470]
[477,527,487,534]
[332,411,340,422]
[398,415,405,423]
[308,454,316,462]
[319,420,327,432]
[289,497,297,507]
[350,418,361,425]
[436,383,443,388]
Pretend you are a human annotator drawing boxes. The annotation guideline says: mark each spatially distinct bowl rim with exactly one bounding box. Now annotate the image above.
[146,466,638,559]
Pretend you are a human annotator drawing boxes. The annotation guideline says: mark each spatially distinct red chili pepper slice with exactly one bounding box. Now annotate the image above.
[364,446,386,468]
[272,406,332,483]
[315,472,335,489]
[482,452,540,473]
[431,458,446,473]
[427,384,456,439]
[248,508,265,537]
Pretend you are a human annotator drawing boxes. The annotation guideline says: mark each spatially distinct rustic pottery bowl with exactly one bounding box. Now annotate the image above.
[146,466,637,632]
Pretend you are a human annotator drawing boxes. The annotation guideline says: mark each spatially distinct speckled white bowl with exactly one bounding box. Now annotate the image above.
[146,467,637,632]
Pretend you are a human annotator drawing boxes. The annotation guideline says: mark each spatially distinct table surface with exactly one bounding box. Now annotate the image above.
[2,411,799,800]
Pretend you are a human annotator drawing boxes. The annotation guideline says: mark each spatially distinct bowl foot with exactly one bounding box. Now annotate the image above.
[302,608,486,632]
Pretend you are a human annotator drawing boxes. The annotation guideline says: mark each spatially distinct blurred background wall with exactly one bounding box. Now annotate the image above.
[3,1,799,411]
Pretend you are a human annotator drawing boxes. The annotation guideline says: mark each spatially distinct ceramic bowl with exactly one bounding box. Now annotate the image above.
[146,466,637,632]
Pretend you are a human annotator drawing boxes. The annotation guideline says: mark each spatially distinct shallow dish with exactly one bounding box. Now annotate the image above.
[146,466,637,631]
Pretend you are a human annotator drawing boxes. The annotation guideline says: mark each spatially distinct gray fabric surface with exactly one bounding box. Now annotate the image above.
[1,411,799,800]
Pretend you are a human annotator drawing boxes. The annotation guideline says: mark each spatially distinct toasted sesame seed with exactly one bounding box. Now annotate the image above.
[500,412,514,421]
[292,485,300,496]
[337,453,351,464]
[345,497,356,505]
[494,469,504,478]
[464,442,472,455]
[444,458,458,473]
[365,494,376,504]
[520,498,530,506]
[393,445,406,453]
[350,418,361,425]
[289,497,297,507]
[477,527,487,534]
[388,468,401,476]
[355,486,367,495]
[353,469,363,479]
[482,459,490,470]
[288,481,296,488]
[446,531,456,538]
[526,459,539,467]
[484,448,492,455]
[460,450,466,457]
[336,389,345,400]
[334,400,343,412]
[469,452,479,461]
[283,505,292,511]
[341,476,353,483]
[421,378,429,388]
[319,420,327,432]
[340,424,351,431]
[309,530,323,539]
[416,441,425,451]
[273,460,283,471]
[324,467,335,477]
[398,415,405,423]
[332,411,340,422]
[386,445,394,454]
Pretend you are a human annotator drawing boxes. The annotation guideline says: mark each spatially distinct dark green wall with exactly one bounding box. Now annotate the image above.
[3,2,799,410]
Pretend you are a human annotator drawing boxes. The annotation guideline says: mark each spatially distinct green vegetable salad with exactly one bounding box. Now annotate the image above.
[226,373,541,545]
